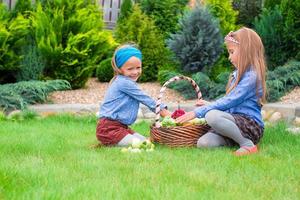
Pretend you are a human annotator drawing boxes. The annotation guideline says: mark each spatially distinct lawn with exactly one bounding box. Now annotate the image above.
[0,114,299,200]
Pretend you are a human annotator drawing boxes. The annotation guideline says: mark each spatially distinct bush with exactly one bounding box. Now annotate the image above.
[204,0,238,80]
[232,0,263,27]
[157,70,181,85]
[267,61,300,102]
[263,0,281,9]
[115,5,172,82]
[280,0,300,61]
[209,54,232,81]
[140,0,188,39]
[167,5,223,73]
[31,1,116,89]
[16,37,45,81]
[0,4,30,83]
[118,0,133,22]
[253,6,287,70]
[96,58,113,82]
[0,80,71,112]
[205,0,239,36]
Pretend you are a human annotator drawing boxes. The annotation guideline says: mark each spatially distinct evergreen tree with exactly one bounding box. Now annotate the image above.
[254,6,287,70]
[263,0,281,9]
[232,0,263,27]
[118,0,133,22]
[205,0,239,80]
[167,5,222,72]
[205,0,238,36]
[280,0,300,60]
[140,0,189,39]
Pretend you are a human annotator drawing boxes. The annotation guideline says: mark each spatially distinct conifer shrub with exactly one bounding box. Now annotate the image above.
[232,0,263,27]
[16,37,45,81]
[0,80,70,112]
[115,5,171,82]
[263,0,281,9]
[96,58,113,82]
[167,5,223,73]
[279,0,300,61]
[140,0,188,39]
[204,0,238,80]
[31,1,115,89]
[253,6,287,70]
[267,61,300,102]
[118,0,133,22]
[0,4,30,83]
[205,0,239,36]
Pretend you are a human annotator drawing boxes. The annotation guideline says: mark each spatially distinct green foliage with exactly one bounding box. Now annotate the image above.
[11,0,33,17]
[205,0,239,36]
[267,61,300,102]
[16,37,45,81]
[140,0,189,39]
[96,58,113,82]
[232,0,263,27]
[204,0,238,79]
[0,80,71,112]
[263,0,282,9]
[254,6,287,70]
[209,54,232,81]
[31,1,115,88]
[115,5,171,82]
[157,70,181,85]
[167,5,223,73]
[215,71,231,85]
[279,0,300,60]
[0,4,30,83]
[118,0,133,22]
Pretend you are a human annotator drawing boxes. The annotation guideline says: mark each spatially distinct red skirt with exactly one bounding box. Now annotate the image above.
[96,118,134,146]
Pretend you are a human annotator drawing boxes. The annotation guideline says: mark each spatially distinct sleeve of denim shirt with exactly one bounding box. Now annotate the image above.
[194,71,258,118]
[120,79,166,112]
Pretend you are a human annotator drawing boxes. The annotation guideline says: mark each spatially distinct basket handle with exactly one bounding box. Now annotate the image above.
[155,76,202,128]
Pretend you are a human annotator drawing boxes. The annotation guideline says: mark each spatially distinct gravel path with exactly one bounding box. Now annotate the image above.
[49,78,300,105]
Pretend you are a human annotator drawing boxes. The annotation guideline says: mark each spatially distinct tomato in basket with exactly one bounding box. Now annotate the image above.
[171,108,186,119]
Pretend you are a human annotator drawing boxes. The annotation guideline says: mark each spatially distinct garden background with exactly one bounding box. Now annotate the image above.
[0,0,300,112]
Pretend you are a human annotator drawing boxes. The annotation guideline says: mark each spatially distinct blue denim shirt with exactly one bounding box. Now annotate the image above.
[99,75,161,125]
[194,69,264,128]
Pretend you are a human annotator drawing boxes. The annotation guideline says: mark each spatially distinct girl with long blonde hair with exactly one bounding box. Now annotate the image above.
[176,27,267,156]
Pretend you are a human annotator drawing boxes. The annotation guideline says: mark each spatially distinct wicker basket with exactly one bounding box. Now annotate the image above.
[150,76,210,147]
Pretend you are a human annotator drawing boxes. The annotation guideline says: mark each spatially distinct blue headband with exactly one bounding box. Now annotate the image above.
[115,46,142,68]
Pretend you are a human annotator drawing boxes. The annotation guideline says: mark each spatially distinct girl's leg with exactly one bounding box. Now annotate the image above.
[205,110,254,147]
[117,133,146,147]
[132,133,147,141]
[197,132,227,148]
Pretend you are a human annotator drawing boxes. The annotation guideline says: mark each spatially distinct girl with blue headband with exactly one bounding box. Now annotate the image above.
[96,44,170,146]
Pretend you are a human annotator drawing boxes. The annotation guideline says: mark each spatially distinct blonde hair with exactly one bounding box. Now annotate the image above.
[109,43,138,84]
[225,27,267,104]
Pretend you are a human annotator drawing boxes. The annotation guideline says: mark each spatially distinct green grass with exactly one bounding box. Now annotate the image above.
[0,114,299,200]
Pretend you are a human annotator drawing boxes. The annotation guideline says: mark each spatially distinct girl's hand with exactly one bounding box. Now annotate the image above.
[175,111,196,123]
[195,99,210,107]
[160,109,172,117]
